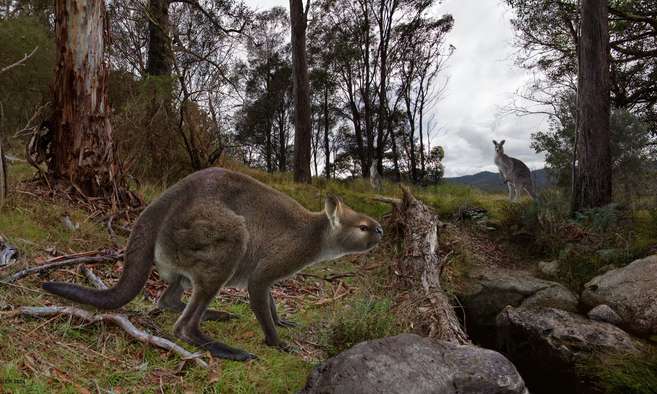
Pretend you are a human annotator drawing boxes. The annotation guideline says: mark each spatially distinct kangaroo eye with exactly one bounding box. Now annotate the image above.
[359,225,369,232]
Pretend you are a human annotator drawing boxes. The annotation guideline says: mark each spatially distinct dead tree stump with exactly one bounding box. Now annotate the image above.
[377,187,468,344]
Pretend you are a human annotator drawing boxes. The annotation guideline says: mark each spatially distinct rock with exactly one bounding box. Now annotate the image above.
[582,255,657,336]
[537,260,559,277]
[496,307,643,393]
[587,304,622,325]
[456,266,578,346]
[300,334,528,394]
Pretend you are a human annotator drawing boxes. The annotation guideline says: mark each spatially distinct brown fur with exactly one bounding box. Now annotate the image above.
[43,168,383,360]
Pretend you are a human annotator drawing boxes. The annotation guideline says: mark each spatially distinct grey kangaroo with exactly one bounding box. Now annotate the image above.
[43,168,383,361]
[493,140,536,201]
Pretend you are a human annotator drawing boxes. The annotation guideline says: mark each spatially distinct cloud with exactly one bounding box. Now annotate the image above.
[243,0,549,176]
[432,0,549,176]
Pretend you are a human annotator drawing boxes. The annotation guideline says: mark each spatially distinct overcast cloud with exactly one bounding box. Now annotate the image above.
[244,0,548,176]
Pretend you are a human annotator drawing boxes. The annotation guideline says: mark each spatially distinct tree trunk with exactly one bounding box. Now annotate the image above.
[0,139,6,206]
[278,110,287,171]
[572,0,611,211]
[389,127,401,182]
[146,0,172,77]
[324,86,331,179]
[50,0,122,201]
[290,0,312,183]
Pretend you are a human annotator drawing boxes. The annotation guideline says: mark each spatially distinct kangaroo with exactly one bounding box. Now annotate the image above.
[493,140,536,201]
[370,161,383,192]
[42,168,383,361]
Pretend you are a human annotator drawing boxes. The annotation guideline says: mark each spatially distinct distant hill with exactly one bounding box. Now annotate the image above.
[444,168,552,192]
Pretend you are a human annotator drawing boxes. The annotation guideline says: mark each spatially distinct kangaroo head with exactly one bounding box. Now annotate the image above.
[324,195,383,254]
[492,139,506,155]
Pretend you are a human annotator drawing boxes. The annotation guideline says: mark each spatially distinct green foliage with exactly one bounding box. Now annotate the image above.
[0,16,55,140]
[578,351,657,394]
[111,74,210,183]
[322,297,400,357]
[573,203,621,232]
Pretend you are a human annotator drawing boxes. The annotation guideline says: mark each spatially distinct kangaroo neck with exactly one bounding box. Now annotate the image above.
[496,152,512,166]
[285,212,336,272]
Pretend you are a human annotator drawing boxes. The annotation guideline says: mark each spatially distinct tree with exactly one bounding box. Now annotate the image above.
[49,0,125,204]
[572,0,611,211]
[289,0,312,183]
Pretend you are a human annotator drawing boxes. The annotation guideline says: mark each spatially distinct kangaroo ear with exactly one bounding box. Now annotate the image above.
[500,140,506,146]
[325,194,343,226]
[492,140,498,146]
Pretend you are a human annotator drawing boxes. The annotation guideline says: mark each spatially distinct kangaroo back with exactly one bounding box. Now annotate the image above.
[42,208,161,309]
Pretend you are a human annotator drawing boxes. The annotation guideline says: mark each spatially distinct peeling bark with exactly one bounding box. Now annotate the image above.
[377,188,469,344]
[50,0,123,202]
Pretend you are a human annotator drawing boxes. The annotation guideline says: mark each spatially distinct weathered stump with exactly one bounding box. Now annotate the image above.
[377,186,468,344]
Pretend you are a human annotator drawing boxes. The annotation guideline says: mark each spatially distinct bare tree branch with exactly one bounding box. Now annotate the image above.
[0,47,38,75]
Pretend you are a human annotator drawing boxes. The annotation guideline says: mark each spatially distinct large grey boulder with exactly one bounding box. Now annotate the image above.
[300,334,528,394]
[582,255,657,336]
[456,266,578,344]
[496,306,644,393]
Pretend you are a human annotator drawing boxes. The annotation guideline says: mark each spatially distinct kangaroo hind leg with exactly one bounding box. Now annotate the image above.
[157,276,237,321]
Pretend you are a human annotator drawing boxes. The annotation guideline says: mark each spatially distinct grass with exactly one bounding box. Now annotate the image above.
[2,158,656,392]
[578,351,657,394]
[0,160,404,393]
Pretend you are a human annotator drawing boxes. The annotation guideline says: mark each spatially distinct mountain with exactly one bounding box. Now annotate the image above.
[444,168,552,192]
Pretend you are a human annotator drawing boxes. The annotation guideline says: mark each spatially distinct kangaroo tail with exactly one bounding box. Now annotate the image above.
[42,208,160,310]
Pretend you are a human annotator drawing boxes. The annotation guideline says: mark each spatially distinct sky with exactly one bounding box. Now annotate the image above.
[244,0,549,176]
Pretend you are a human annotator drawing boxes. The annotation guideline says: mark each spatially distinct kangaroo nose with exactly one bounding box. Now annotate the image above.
[375,226,383,236]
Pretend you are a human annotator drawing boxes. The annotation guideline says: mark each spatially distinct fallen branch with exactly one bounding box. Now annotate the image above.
[15,306,208,368]
[1,253,123,283]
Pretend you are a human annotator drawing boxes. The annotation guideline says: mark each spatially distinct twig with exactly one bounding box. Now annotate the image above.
[1,254,123,283]
[16,306,208,368]
[0,47,38,75]
[299,272,355,283]
[80,265,108,290]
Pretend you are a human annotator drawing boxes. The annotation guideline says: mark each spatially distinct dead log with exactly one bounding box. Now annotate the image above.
[378,186,469,344]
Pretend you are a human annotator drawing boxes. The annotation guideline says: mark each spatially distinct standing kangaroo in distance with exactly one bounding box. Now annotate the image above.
[43,168,383,361]
[493,140,536,201]
[370,161,383,192]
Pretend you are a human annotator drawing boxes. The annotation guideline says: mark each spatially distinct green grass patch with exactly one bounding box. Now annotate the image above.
[321,297,400,357]
[579,351,657,394]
